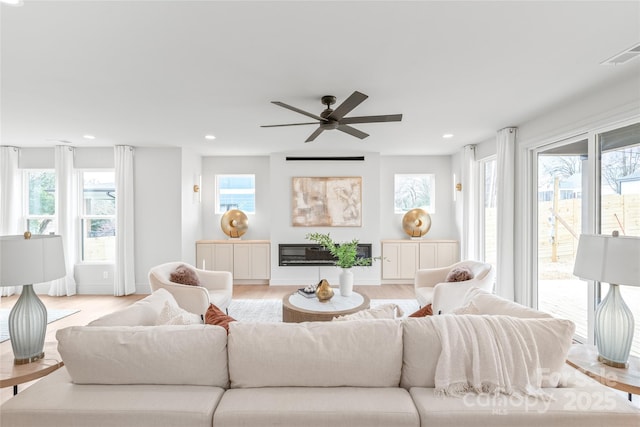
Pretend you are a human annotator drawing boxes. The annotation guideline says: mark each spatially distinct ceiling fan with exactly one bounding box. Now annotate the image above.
[261,91,402,142]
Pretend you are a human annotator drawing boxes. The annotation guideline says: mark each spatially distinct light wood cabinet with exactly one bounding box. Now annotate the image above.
[196,240,270,284]
[381,239,459,284]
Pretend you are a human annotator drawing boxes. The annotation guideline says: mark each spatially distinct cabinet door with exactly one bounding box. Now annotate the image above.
[196,243,213,270]
[233,244,252,279]
[382,242,418,279]
[436,242,459,267]
[418,243,437,269]
[213,244,234,273]
[251,243,271,279]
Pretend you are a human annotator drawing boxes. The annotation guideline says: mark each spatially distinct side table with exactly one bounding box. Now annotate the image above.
[566,344,640,401]
[1,340,64,395]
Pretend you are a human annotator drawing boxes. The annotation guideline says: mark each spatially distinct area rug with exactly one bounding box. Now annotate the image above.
[227,298,420,323]
[0,308,80,343]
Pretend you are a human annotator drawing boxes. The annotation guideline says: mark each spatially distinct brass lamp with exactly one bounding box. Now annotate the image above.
[402,209,431,238]
[221,209,248,238]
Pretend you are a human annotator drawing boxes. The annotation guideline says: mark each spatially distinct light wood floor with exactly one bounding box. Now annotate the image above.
[0,284,414,404]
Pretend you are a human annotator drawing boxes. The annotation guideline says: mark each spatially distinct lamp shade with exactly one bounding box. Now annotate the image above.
[0,234,66,286]
[573,234,640,287]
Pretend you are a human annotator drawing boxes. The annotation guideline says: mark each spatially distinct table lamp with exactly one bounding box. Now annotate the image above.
[0,232,66,364]
[573,232,640,368]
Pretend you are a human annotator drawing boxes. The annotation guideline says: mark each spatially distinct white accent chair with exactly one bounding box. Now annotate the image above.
[148,262,233,316]
[414,260,495,314]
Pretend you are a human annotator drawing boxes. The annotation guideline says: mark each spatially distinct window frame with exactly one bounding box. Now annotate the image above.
[23,168,57,235]
[78,169,116,263]
[393,173,436,214]
[214,174,256,214]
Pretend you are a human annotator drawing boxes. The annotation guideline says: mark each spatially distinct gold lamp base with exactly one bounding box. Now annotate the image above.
[598,354,629,369]
[15,352,45,365]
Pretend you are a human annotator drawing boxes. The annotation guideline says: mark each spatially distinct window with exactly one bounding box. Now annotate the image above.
[81,171,116,262]
[215,174,255,214]
[394,174,435,213]
[25,170,56,235]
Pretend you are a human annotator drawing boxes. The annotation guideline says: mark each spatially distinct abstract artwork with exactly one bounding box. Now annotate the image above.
[292,177,362,227]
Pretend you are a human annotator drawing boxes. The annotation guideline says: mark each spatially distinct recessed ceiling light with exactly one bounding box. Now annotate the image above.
[0,0,24,6]
[205,135,216,140]
[83,134,96,140]
[442,133,454,139]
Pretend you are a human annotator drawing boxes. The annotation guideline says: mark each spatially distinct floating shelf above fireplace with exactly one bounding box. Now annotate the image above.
[278,243,372,267]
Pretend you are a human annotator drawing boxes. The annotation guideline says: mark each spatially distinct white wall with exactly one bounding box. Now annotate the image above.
[201,156,271,241]
[181,147,202,267]
[133,147,183,293]
[198,152,458,286]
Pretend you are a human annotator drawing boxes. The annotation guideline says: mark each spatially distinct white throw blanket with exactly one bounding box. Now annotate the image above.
[431,314,552,400]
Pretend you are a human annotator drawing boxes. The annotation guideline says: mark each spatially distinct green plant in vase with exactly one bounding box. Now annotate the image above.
[306,232,376,296]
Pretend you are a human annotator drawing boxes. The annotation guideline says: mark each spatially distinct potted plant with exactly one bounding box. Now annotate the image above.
[305,232,375,296]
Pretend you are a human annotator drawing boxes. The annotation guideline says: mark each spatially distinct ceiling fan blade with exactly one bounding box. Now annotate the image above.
[339,114,403,125]
[305,127,325,142]
[261,122,319,128]
[272,101,326,122]
[328,91,368,121]
[337,125,369,140]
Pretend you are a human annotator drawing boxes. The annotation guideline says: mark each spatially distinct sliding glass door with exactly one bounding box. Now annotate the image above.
[534,121,640,356]
[598,123,640,356]
[536,139,589,342]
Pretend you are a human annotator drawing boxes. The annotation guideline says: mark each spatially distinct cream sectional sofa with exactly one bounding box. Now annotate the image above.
[1,289,639,427]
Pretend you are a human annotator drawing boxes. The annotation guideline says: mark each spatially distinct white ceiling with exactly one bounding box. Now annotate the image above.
[1,1,639,156]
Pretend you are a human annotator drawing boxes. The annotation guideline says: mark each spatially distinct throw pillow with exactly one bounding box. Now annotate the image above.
[169,264,200,286]
[445,266,473,282]
[205,303,236,333]
[409,304,433,317]
[155,301,202,325]
[332,303,404,321]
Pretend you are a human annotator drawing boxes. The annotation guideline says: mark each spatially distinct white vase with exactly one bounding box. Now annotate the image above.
[339,268,354,296]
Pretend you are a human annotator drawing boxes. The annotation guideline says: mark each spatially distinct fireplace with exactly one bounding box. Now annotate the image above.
[278,243,372,266]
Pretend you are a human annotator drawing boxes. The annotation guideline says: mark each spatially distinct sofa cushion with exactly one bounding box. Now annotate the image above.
[214,387,420,427]
[155,300,203,325]
[463,288,553,318]
[204,303,236,333]
[409,386,640,427]
[401,316,575,389]
[87,288,178,326]
[333,303,403,320]
[228,319,403,388]
[0,368,224,427]
[170,264,200,286]
[57,325,228,387]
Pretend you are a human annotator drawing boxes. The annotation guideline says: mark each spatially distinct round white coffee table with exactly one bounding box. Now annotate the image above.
[282,289,370,322]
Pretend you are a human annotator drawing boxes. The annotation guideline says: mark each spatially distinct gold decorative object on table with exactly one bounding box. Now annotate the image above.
[220,209,248,238]
[315,279,334,302]
[402,208,431,238]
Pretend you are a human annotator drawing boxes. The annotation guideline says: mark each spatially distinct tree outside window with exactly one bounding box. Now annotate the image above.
[394,174,435,214]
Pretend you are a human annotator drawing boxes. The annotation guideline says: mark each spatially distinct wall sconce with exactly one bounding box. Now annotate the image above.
[455,183,462,192]
[193,175,202,204]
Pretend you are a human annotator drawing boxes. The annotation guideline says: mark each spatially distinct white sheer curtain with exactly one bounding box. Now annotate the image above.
[496,127,517,300]
[1,146,21,296]
[49,146,78,296]
[114,145,135,296]
[461,144,477,260]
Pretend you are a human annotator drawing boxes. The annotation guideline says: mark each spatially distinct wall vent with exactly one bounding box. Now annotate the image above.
[285,156,365,161]
[601,42,640,65]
